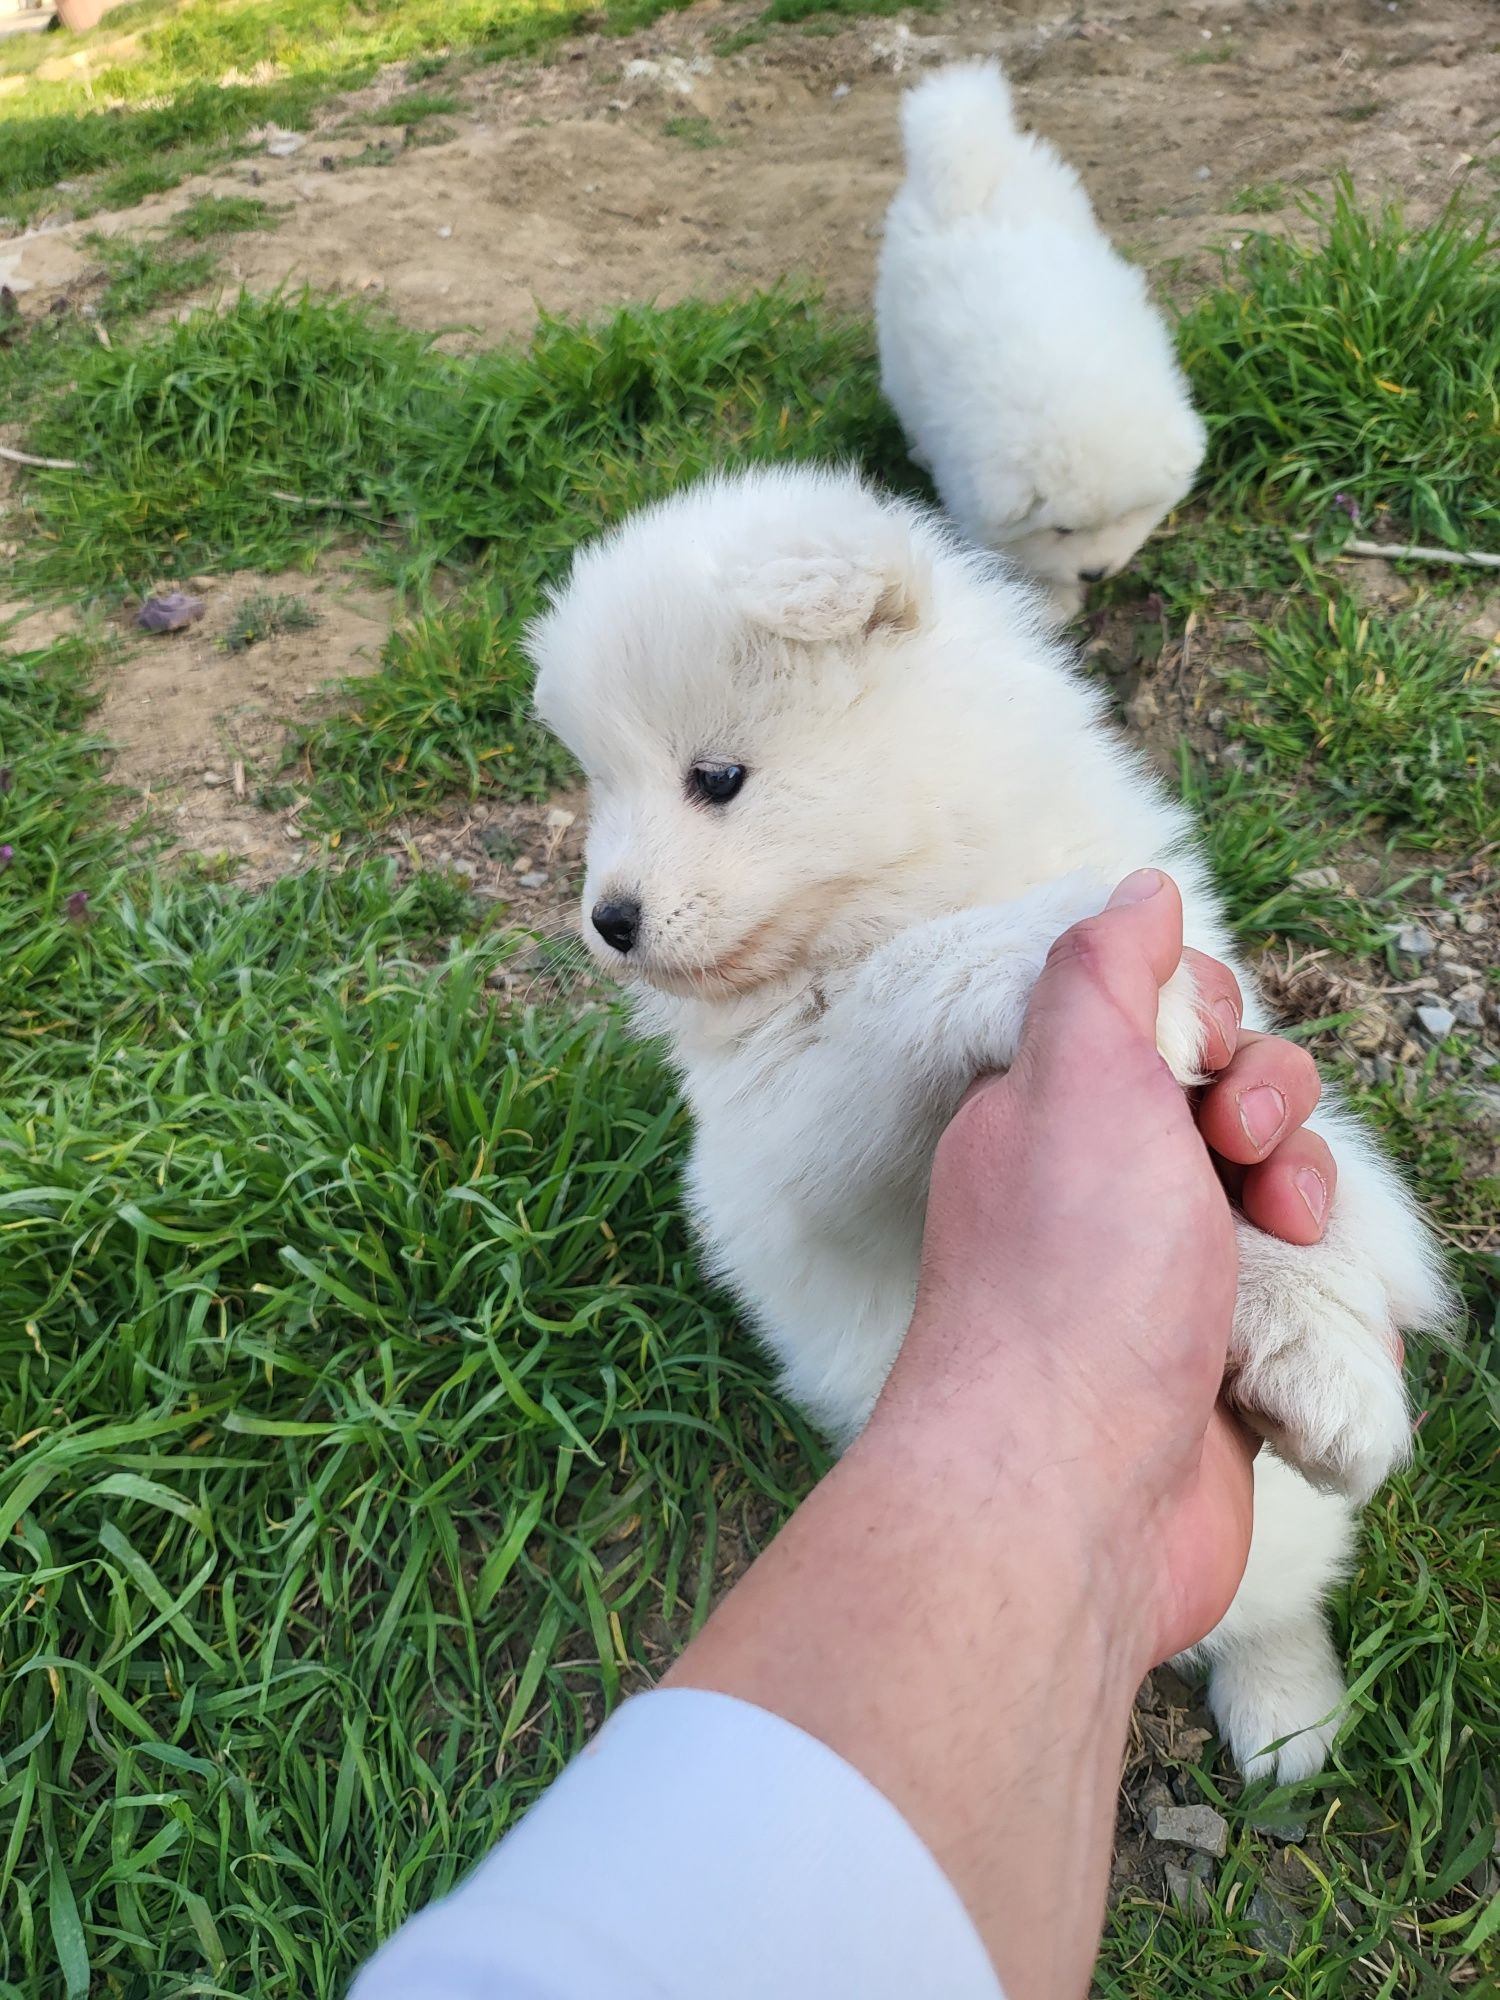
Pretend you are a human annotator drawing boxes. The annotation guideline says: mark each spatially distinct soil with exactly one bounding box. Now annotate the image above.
[3,0,1496,340]
[2,570,392,880]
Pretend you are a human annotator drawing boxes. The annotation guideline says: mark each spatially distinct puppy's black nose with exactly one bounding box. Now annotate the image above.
[592,897,641,955]
[1078,567,1107,584]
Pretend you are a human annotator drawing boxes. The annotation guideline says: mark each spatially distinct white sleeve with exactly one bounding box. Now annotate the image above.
[349,1687,1004,2000]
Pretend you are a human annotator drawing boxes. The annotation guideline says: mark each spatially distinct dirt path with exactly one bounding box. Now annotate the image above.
[5,0,1496,340]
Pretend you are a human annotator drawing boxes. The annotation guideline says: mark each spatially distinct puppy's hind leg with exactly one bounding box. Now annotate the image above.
[1185,1458,1356,1784]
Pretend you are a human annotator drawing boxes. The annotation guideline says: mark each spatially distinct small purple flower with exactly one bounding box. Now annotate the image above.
[0,844,12,872]
[0,766,11,795]
[65,890,90,923]
[1332,492,1361,524]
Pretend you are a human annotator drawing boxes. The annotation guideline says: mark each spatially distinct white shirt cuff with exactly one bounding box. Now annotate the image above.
[350,1687,1004,1999]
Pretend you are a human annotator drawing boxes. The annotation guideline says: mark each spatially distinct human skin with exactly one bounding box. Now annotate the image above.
[667,871,1339,2000]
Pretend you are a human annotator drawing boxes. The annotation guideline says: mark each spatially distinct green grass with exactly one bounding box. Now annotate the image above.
[1224,594,1500,850]
[293,581,576,822]
[223,589,320,652]
[2,171,1498,2000]
[365,88,464,125]
[167,193,281,241]
[1178,180,1499,546]
[661,113,722,147]
[1226,180,1286,215]
[16,288,904,598]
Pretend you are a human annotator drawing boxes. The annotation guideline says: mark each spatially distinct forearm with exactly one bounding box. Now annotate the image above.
[666,1408,1149,2000]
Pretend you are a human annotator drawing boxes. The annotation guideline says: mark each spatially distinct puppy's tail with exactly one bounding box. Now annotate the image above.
[898,60,1025,225]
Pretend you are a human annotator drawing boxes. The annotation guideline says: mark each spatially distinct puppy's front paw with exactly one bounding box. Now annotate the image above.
[1230,1239,1411,1505]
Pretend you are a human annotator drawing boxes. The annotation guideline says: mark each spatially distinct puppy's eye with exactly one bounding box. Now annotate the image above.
[690,762,747,805]
[1054,527,1075,538]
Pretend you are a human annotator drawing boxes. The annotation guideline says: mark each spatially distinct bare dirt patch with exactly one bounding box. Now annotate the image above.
[4,0,1495,340]
[88,568,392,880]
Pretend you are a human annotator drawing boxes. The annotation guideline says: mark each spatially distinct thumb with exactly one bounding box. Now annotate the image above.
[1017,869,1186,1073]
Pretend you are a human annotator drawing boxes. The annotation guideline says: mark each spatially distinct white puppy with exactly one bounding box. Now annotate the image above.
[875,60,1206,619]
[529,465,1451,1782]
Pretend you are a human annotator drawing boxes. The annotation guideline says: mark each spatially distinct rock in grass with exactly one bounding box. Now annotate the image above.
[1415,1003,1457,1040]
[1394,924,1434,958]
[1162,1861,1210,1920]
[137,591,206,633]
[1292,866,1341,892]
[1146,1803,1229,1857]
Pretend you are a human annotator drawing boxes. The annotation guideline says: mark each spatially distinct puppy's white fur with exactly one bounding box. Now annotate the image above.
[530,465,1452,1783]
[875,61,1206,618]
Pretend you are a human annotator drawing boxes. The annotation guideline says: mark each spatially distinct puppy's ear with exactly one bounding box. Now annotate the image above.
[732,553,919,643]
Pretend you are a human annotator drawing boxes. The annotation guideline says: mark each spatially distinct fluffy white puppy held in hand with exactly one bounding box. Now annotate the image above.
[876,60,1206,620]
[529,465,1452,1782]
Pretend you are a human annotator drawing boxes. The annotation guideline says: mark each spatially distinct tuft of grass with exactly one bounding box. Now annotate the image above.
[88,233,219,316]
[366,89,464,126]
[167,192,280,241]
[1226,179,1286,215]
[293,582,575,821]
[1178,180,1499,546]
[1224,594,1499,849]
[1175,754,1397,955]
[15,286,908,587]
[760,0,925,18]
[223,589,320,652]
[0,77,327,213]
[1335,99,1383,123]
[661,114,722,147]
[1182,38,1236,63]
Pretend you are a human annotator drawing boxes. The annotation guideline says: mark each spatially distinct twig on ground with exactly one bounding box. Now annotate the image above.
[1294,533,1500,571]
[269,489,378,515]
[0,444,82,471]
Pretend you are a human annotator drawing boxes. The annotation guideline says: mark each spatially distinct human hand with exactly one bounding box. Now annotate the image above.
[870,868,1332,1670]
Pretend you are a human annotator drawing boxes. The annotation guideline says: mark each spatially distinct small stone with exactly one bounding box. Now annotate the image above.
[200,769,228,788]
[137,591,206,633]
[1435,909,1458,929]
[1437,939,1460,960]
[1451,995,1484,1029]
[832,82,851,99]
[545,806,576,837]
[450,857,478,880]
[512,854,534,874]
[1247,1886,1298,1959]
[1415,1003,1456,1040]
[264,127,306,158]
[1145,1803,1228,1857]
[1162,1862,1210,1919]
[1196,165,1213,180]
[1252,1810,1308,1845]
[517,871,548,890]
[1292,866,1341,891]
[437,224,452,239]
[1372,1054,1395,1086]
[1460,912,1486,936]
[1394,924,1434,958]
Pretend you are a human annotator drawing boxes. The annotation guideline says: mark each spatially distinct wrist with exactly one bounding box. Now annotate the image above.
[854,1383,1166,1685]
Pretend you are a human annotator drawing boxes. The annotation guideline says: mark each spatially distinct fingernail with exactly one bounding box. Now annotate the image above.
[1107,867,1163,908]
[1212,996,1240,1052]
[1295,1165,1328,1228]
[1238,1084,1287,1152]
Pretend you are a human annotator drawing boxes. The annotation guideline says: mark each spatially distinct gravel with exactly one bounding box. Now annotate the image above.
[1415,1002,1457,1039]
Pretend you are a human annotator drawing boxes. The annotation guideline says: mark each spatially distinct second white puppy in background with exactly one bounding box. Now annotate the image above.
[876,60,1206,621]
